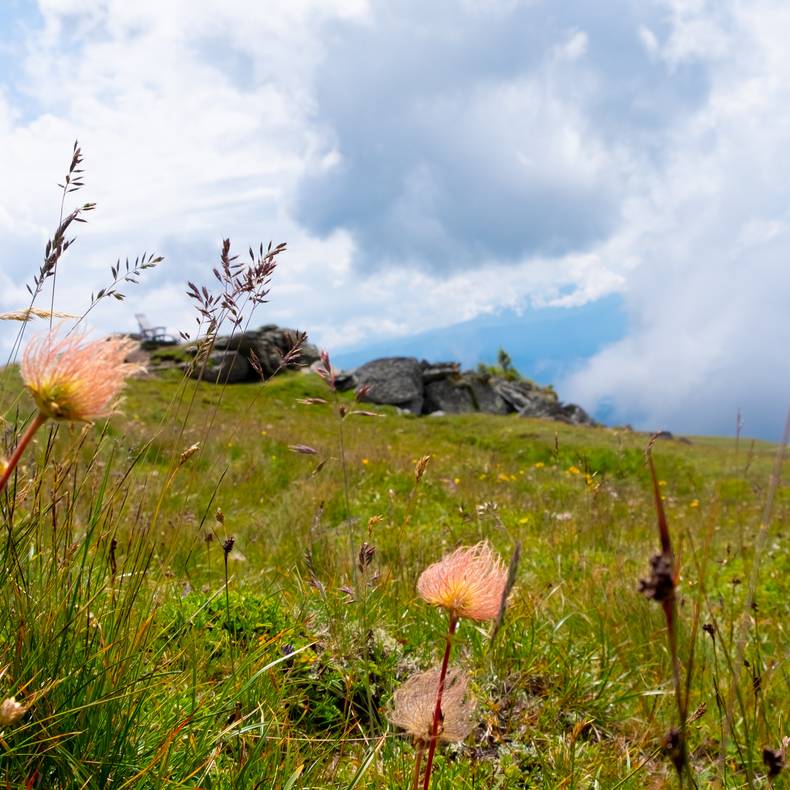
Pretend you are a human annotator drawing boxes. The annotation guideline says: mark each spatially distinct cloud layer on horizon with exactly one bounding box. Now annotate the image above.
[0,0,788,438]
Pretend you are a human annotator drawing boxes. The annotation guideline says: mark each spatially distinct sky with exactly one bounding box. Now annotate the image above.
[0,0,788,439]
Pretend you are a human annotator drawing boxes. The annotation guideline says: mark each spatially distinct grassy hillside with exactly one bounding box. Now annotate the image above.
[1,365,787,788]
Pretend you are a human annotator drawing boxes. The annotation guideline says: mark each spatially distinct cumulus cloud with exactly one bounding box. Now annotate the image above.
[0,0,361,342]
[294,0,708,272]
[563,1,790,439]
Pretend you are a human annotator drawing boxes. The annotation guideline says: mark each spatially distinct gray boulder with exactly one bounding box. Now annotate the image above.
[307,360,356,391]
[193,325,319,381]
[420,361,461,383]
[423,378,475,414]
[517,397,594,425]
[355,357,424,414]
[470,379,512,415]
[194,350,250,384]
[492,379,547,411]
[423,376,509,415]
[334,371,357,391]
[490,377,594,425]
[556,403,594,425]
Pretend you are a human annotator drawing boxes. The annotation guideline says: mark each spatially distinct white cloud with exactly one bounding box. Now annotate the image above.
[638,25,659,55]
[557,29,588,62]
[0,0,788,438]
[563,1,790,438]
[0,0,364,349]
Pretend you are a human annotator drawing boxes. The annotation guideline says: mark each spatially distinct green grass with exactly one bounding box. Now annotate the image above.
[1,366,787,788]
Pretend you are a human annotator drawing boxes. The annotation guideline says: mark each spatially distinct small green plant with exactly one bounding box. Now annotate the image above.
[476,346,522,382]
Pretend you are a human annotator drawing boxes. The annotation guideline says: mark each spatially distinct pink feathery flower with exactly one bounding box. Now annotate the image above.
[21,329,142,422]
[417,541,508,622]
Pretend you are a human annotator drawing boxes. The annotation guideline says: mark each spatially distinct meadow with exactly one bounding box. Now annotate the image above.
[0,144,787,787]
[0,352,787,788]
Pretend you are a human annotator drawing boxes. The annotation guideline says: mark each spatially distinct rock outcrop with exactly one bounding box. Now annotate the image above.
[188,325,320,383]
[162,325,593,426]
[423,376,510,415]
[352,356,594,425]
[199,350,251,384]
[353,357,425,414]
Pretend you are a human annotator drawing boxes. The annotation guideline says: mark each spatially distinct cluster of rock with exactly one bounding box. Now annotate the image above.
[345,357,594,425]
[177,326,593,425]
[186,325,321,384]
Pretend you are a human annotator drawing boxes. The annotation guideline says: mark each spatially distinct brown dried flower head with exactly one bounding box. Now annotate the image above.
[0,696,26,726]
[417,541,508,621]
[389,667,475,744]
[21,329,142,422]
[414,454,431,483]
[178,442,201,466]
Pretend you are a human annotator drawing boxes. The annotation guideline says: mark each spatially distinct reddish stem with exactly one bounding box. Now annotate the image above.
[411,740,425,790]
[422,613,458,790]
[0,412,47,494]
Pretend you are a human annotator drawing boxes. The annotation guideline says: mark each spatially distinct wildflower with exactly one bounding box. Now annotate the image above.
[417,541,508,622]
[367,514,383,531]
[0,696,26,726]
[0,330,140,494]
[21,329,141,422]
[389,667,475,744]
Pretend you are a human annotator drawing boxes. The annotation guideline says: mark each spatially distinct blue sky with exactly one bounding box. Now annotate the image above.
[0,0,789,439]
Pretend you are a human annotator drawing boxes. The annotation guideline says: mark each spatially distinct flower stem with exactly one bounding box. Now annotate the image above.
[0,412,47,494]
[422,613,458,790]
[334,391,350,518]
[224,548,235,674]
[411,740,426,790]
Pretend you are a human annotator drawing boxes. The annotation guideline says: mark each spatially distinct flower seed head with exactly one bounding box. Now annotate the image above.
[21,329,141,422]
[417,541,508,621]
[389,667,475,744]
[0,696,26,726]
